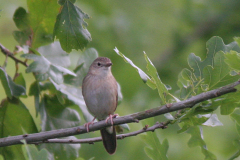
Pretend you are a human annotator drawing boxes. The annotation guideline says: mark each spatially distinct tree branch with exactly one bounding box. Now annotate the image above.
[30,122,166,144]
[0,43,28,67]
[0,80,239,147]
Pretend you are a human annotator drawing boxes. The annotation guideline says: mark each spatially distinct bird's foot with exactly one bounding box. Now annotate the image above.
[105,114,119,125]
[84,117,96,132]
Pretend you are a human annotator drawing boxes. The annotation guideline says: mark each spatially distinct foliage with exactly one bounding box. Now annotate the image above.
[1,0,240,160]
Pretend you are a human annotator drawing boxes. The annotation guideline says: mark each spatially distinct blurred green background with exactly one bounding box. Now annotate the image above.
[1,0,240,159]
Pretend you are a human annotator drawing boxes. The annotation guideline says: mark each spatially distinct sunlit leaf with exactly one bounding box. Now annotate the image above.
[225,50,240,73]
[114,47,156,89]
[13,0,59,47]
[53,0,91,52]
[27,0,59,48]
[144,52,168,104]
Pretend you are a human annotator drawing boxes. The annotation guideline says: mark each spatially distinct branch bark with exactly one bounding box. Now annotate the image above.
[0,80,239,147]
[0,43,28,67]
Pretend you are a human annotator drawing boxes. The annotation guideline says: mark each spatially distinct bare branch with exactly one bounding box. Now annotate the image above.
[0,43,28,67]
[0,80,239,147]
[30,122,165,144]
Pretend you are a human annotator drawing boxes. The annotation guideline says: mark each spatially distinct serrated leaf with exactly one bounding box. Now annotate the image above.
[0,67,26,98]
[21,50,76,84]
[187,126,216,160]
[203,51,240,90]
[53,0,91,52]
[188,36,240,79]
[0,98,38,160]
[144,52,168,104]
[22,140,51,160]
[142,132,168,160]
[114,47,156,89]
[40,95,80,131]
[225,50,240,73]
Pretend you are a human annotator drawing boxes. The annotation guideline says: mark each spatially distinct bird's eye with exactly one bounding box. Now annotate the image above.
[97,62,101,66]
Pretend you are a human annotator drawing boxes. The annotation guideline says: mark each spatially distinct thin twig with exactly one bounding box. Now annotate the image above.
[29,122,165,145]
[0,43,28,67]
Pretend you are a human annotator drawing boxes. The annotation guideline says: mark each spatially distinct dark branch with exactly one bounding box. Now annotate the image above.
[0,80,239,147]
[30,122,165,144]
[0,43,28,67]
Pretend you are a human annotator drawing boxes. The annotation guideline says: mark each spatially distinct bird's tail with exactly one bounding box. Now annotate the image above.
[100,126,117,155]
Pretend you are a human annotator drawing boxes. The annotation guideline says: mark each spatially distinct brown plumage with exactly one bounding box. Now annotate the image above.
[82,57,118,154]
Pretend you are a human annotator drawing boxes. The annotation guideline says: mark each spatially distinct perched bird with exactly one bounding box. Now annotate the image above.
[82,57,118,155]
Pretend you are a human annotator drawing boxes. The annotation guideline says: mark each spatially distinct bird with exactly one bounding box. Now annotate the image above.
[82,57,118,155]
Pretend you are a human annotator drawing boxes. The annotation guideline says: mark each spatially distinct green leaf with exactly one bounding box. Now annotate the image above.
[188,36,240,79]
[203,51,240,90]
[27,0,59,48]
[225,50,240,73]
[187,126,216,160]
[0,67,26,98]
[178,104,216,133]
[53,0,91,52]
[142,132,168,160]
[39,95,80,131]
[114,47,156,89]
[230,109,240,126]
[219,91,240,115]
[13,1,59,47]
[29,81,40,116]
[39,136,80,160]
[14,73,26,89]
[21,49,76,84]
[13,7,31,45]
[22,141,51,160]
[0,98,38,160]
[144,52,168,104]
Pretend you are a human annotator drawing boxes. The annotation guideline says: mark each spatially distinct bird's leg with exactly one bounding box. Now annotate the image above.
[84,117,96,132]
[105,114,119,125]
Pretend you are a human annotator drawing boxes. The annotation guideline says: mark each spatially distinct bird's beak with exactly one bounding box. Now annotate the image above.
[105,62,112,67]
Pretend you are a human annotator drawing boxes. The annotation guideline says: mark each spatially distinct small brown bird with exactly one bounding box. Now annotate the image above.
[82,57,118,154]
